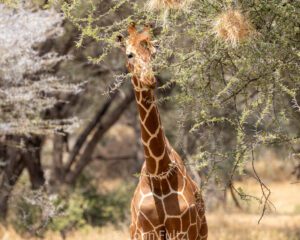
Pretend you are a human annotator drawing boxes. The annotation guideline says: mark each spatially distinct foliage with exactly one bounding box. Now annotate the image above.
[0,1,298,234]
[54,186,131,231]
[80,185,132,226]
[11,176,133,237]
[0,3,81,135]
[61,0,300,185]
[0,0,18,8]
[12,188,63,236]
[74,174,133,227]
[49,192,88,233]
[146,0,193,11]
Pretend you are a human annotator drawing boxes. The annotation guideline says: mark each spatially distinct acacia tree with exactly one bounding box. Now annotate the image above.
[0,3,83,220]
[0,1,138,226]
[62,0,300,205]
[0,4,82,134]
[1,0,299,225]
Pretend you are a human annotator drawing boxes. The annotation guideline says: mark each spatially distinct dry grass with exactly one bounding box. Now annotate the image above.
[0,225,129,240]
[1,213,299,240]
[146,0,192,11]
[233,180,300,214]
[1,156,299,240]
[1,180,299,240]
[208,213,300,240]
[213,9,256,46]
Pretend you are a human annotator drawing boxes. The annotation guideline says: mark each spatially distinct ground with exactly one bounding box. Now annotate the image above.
[1,180,299,240]
[1,132,299,240]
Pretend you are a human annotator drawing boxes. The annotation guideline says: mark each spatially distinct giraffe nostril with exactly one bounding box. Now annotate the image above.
[127,53,134,59]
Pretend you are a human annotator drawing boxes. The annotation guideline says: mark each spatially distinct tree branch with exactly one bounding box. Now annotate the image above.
[64,90,119,173]
[64,88,135,184]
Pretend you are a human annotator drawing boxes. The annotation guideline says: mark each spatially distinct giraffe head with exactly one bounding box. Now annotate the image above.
[118,23,157,88]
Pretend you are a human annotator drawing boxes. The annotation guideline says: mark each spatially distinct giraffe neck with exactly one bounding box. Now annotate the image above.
[131,76,172,175]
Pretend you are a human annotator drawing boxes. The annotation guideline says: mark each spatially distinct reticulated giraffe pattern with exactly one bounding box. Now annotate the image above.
[121,23,208,240]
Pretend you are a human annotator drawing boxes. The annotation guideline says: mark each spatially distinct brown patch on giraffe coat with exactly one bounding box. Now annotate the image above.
[134,90,141,103]
[140,123,151,142]
[145,156,157,175]
[163,193,188,216]
[132,76,139,87]
[139,194,164,227]
[153,195,165,225]
[168,170,184,192]
[165,217,182,233]
[140,93,153,110]
[188,224,198,239]
[160,178,171,195]
[149,130,165,157]
[144,106,160,134]
[143,148,159,175]
[181,209,190,231]
[199,217,208,237]
[150,178,162,194]
[156,150,172,173]
[137,212,153,232]
[141,90,153,102]
[137,103,147,121]
[189,205,197,224]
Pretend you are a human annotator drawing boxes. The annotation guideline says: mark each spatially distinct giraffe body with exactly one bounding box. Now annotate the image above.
[130,153,208,240]
[122,23,208,240]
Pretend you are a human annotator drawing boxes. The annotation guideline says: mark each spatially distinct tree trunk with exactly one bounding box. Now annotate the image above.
[64,90,119,174]
[23,136,45,189]
[64,89,135,184]
[0,135,44,221]
[0,136,25,221]
[51,134,65,185]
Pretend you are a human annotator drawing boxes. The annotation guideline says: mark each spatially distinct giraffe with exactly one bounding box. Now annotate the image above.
[119,23,208,240]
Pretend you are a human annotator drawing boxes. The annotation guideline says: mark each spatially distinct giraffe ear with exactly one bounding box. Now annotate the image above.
[136,24,153,44]
[144,23,155,31]
[116,34,125,51]
[128,22,137,35]
[143,24,151,33]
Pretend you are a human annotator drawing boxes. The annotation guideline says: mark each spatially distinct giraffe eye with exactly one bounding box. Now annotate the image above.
[127,53,134,59]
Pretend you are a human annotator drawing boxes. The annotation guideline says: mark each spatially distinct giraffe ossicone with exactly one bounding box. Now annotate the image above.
[122,23,208,240]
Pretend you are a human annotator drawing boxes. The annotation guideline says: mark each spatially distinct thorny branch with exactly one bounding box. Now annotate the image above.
[250,147,275,223]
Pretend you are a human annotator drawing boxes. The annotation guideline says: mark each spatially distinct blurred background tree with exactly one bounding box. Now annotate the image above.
[0,0,299,239]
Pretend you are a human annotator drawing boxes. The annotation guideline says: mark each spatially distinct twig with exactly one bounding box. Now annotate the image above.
[250,147,275,224]
[94,154,135,161]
